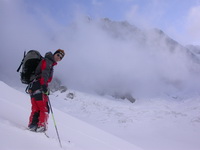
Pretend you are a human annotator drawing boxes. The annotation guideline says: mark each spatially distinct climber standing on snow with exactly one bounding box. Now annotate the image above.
[28,49,65,132]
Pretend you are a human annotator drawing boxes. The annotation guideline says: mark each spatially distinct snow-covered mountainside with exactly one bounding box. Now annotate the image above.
[187,45,200,59]
[1,81,200,150]
[52,88,200,150]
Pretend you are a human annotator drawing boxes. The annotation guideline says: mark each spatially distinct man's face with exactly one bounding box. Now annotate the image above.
[54,53,63,62]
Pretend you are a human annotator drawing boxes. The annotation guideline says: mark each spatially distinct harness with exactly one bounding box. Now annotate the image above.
[25,80,42,96]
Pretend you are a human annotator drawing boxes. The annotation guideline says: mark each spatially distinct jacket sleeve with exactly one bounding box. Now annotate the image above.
[40,59,53,85]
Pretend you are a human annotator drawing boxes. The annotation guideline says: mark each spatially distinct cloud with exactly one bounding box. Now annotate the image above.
[186,5,200,44]
[56,17,199,98]
[0,0,64,82]
[1,0,199,98]
[124,0,166,29]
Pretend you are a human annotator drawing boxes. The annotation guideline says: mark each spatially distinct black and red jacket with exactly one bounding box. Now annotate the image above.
[35,52,57,87]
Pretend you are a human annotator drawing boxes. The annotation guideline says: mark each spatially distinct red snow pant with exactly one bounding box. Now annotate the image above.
[28,94,49,128]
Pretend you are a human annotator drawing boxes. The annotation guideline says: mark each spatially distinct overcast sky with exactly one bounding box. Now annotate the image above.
[7,0,200,45]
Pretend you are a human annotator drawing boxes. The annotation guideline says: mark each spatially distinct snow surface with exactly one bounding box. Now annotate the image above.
[0,81,142,150]
[0,80,200,150]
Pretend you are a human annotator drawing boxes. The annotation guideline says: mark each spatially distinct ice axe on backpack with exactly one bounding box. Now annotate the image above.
[17,51,26,72]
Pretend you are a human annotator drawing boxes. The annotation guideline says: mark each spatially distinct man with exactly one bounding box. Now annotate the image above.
[28,49,65,132]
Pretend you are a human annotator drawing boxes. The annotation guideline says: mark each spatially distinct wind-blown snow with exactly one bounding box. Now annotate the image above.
[1,81,200,150]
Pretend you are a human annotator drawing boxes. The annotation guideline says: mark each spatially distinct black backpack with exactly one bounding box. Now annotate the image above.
[17,50,43,84]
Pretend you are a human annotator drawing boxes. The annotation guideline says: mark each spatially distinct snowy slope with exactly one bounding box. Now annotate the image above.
[51,89,200,150]
[0,81,142,150]
[1,80,200,150]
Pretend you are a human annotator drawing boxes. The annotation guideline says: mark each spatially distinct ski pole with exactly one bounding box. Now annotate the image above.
[48,98,62,148]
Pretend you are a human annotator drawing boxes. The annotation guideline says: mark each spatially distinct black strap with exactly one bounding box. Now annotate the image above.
[17,51,26,72]
[25,85,30,94]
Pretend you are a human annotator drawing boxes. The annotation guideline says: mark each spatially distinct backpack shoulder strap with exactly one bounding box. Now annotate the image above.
[17,51,26,72]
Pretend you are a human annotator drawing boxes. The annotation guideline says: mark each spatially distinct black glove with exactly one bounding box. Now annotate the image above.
[41,84,48,95]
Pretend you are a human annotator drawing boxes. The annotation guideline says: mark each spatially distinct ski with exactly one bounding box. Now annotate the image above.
[26,127,50,138]
[25,127,72,146]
